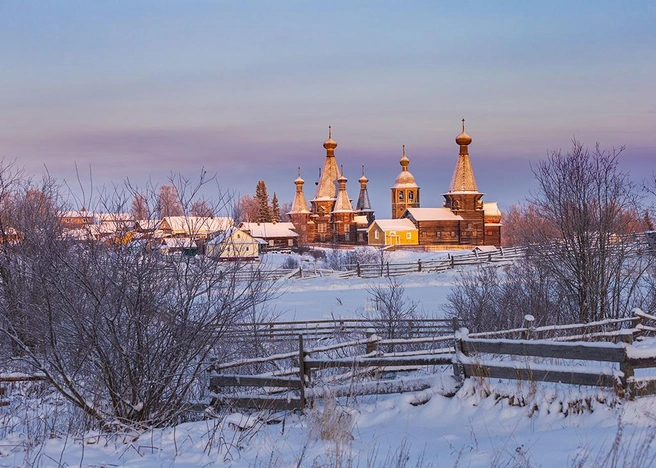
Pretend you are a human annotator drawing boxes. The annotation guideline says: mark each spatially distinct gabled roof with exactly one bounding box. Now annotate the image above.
[369,218,417,232]
[207,226,256,245]
[239,222,299,239]
[159,237,197,249]
[160,216,232,235]
[404,208,463,222]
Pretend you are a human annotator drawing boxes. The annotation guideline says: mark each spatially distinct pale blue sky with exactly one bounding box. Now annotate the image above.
[1,1,654,216]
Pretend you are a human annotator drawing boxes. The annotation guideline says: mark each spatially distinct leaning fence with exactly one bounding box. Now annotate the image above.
[208,309,656,410]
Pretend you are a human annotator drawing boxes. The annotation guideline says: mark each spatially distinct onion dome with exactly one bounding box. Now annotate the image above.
[358,165,369,186]
[393,145,418,187]
[323,125,337,150]
[455,118,472,146]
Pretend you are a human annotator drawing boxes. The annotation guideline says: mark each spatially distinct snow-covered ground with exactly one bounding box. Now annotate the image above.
[3,249,656,467]
[3,379,656,467]
[265,248,461,321]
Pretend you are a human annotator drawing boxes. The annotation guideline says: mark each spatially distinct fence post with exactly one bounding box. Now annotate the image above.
[386,262,390,277]
[298,335,307,409]
[366,328,378,354]
[357,262,361,277]
[452,327,469,384]
[619,345,634,399]
[417,259,422,272]
[631,308,644,341]
[450,255,455,268]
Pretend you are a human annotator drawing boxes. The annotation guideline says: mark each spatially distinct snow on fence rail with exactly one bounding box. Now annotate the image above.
[219,318,454,343]
[209,309,656,410]
[0,374,47,407]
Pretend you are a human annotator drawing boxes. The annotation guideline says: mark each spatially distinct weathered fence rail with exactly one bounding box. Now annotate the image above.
[226,232,655,283]
[220,318,453,343]
[209,309,656,410]
[0,374,47,407]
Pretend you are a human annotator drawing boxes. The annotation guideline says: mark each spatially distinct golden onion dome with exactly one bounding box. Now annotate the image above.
[394,170,417,186]
[323,125,337,150]
[455,119,472,146]
[393,145,418,187]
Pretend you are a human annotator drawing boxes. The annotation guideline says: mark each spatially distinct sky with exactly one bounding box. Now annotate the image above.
[1,1,655,217]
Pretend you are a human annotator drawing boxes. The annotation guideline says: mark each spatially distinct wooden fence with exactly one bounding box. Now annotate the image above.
[0,374,47,407]
[228,232,655,283]
[219,318,453,343]
[209,309,656,410]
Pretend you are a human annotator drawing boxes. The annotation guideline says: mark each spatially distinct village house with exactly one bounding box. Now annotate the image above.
[206,226,259,260]
[367,218,418,247]
[239,222,299,251]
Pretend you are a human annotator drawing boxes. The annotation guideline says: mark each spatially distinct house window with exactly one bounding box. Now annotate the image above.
[345,224,350,232]
[406,232,412,240]
[268,240,274,246]
[246,246,250,252]
[374,230,380,240]
[288,239,294,246]
[318,223,327,233]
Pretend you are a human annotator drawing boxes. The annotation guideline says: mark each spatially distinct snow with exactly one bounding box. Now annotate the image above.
[3,249,656,467]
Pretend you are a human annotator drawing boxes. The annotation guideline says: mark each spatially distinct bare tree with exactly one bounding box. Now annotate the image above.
[0,167,275,430]
[157,184,184,218]
[526,140,651,322]
[360,277,420,343]
[234,194,259,223]
[130,192,149,220]
[190,199,214,217]
[448,140,653,329]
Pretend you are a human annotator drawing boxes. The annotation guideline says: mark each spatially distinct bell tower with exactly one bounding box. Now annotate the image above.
[391,145,420,218]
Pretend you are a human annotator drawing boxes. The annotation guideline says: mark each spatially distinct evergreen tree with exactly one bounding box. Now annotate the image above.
[255,180,271,223]
[271,192,281,222]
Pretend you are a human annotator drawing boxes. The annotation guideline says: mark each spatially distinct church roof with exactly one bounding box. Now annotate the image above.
[371,218,418,232]
[356,166,373,213]
[313,126,340,202]
[332,174,354,213]
[447,119,480,193]
[405,207,463,222]
[290,169,311,214]
[392,145,419,189]
[240,222,299,239]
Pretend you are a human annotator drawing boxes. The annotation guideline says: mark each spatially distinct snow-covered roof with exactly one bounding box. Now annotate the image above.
[240,222,299,239]
[59,210,94,219]
[370,218,417,232]
[135,219,161,231]
[159,237,197,249]
[483,202,501,218]
[95,212,132,224]
[354,215,370,226]
[473,245,498,253]
[405,208,463,222]
[161,216,232,235]
[207,227,256,245]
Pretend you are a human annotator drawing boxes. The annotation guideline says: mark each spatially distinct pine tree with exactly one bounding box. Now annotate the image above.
[271,192,281,222]
[255,180,271,223]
